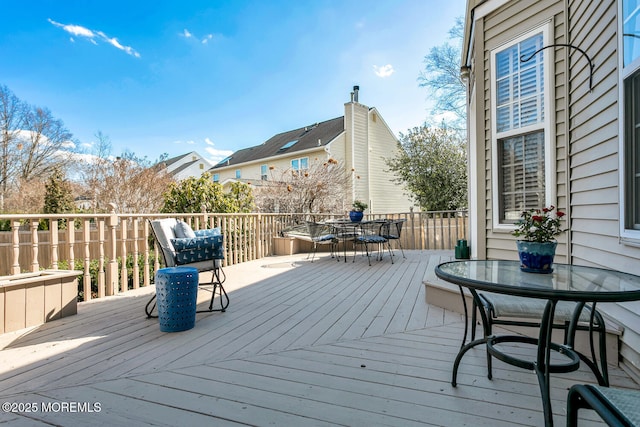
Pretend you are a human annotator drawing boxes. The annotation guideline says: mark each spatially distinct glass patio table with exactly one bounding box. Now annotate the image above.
[435,260,640,427]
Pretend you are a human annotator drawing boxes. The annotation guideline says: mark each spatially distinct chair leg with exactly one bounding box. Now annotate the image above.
[385,240,394,264]
[199,266,229,313]
[145,294,158,318]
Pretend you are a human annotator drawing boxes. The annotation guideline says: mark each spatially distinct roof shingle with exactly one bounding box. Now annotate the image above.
[212,116,344,168]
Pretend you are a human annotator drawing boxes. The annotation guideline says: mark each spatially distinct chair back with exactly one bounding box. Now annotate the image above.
[306,221,334,240]
[149,219,178,267]
[358,221,385,239]
[380,219,404,239]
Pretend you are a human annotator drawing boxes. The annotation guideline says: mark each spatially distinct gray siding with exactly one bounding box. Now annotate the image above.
[568,0,640,372]
[480,0,567,262]
[471,0,640,375]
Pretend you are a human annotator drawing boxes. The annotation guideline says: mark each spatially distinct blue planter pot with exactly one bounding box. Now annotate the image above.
[349,210,364,222]
[516,241,557,274]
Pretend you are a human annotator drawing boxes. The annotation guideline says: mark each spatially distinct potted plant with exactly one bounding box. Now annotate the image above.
[511,205,566,273]
[349,200,368,222]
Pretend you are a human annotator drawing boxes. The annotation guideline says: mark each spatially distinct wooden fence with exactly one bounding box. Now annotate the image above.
[0,210,467,301]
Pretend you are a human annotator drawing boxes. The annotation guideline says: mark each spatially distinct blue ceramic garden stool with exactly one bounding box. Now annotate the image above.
[155,267,199,332]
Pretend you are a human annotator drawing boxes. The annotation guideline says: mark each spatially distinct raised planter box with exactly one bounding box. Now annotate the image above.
[273,237,301,255]
[0,270,81,334]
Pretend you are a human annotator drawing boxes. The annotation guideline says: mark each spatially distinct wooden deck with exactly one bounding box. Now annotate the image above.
[0,250,637,426]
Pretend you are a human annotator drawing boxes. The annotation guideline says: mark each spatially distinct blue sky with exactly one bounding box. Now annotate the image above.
[1,0,464,165]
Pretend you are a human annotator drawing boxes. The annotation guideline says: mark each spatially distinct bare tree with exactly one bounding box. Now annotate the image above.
[0,85,77,212]
[418,17,466,132]
[254,157,351,217]
[0,85,27,210]
[3,177,47,214]
[79,132,173,213]
[17,105,75,181]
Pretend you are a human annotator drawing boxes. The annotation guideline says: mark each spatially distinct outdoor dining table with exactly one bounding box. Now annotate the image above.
[325,219,362,262]
[435,260,640,427]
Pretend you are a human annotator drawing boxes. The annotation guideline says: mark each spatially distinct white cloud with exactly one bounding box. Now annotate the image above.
[202,138,233,164]
[373,64,395,78]
[48,18,140,58]
[181,29,218,45]
[205,146,233,165]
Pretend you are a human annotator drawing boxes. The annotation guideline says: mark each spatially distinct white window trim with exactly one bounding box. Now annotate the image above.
[291,157,309,170]
[619,1,640,240]
[490,23,555,231]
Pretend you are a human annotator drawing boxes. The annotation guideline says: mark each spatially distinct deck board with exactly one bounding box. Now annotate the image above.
[0,250,636,426]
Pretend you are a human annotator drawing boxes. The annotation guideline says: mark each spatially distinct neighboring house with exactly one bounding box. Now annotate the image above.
[74,195,94,211]
[162,151,213,181]
[462,0,640,376]
[210,86,414,214]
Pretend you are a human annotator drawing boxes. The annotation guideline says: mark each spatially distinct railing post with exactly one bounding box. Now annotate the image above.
[30,219,39,272]
[50,219,59,269]
[257,214,262,259]
[143,219,150,287]
[68,219,75,270]
[132,217,140,289]
[106,213,118,295]
[11,220,20,274]
[120,216,128,293]
[98,218,106,298]
[83,219,92,301]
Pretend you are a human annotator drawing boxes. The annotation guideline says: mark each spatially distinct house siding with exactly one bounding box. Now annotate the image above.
[480,0,567,262]
[211,94,412,215]
[568,0,640,371]
[468,0,640,374]
[213,147,329,182]
[367,110,412,213]
[349,102,370,205]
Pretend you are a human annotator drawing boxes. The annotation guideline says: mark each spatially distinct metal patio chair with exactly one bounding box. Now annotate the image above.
[305,221,338,262]
[353,221,393,266]
[471,293,609,386]
[567,384,640,426]
[145,218,229,317]
[379,219,406,258]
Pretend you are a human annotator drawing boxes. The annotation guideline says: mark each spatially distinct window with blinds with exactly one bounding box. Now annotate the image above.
[492,30,547,224]
[499,132,545,221]
[623,0,640,233]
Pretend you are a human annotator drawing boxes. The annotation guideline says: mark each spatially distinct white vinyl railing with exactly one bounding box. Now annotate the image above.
[0,210,468,301]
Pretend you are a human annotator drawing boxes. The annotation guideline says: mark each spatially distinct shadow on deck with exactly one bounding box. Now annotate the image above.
[0,250,636,426]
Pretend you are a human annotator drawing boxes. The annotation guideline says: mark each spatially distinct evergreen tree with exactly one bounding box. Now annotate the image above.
[43,168,75,214]
[161,173,254,214]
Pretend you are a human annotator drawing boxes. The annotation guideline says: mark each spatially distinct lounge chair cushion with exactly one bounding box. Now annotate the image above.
[480,293,593,322]
[194,227,221,237]
[175,220,196,239]
[171,234,224,265]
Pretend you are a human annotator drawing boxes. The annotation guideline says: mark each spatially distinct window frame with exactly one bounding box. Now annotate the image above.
[235,169,241,179]
[490,23,555,230]
[260,164,268,180]
[619,0,640,240]
[291,157,309,171]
